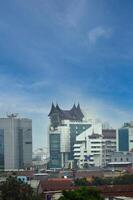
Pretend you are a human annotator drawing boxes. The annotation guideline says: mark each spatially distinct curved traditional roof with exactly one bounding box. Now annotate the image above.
[48,103,84,121]
[48,102,56,116]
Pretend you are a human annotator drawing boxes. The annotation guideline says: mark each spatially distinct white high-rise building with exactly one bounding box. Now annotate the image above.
[0,114,32,170]
[74,126,116,168]
[73,122,103,168]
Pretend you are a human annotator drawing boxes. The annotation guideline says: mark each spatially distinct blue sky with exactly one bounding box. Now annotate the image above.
[0,0,133,149]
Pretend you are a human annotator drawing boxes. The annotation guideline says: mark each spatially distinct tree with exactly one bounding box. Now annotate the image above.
[74,178,89,186]
[92,176,105,186]
[0,176,43,200]
[58,187,104,200]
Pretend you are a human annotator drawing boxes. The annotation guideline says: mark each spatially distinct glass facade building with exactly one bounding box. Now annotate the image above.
[118,128,129,151]
[49,134,61,168]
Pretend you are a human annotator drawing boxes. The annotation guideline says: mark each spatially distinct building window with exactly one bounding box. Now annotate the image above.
[25,142,32,144]
[91,142,100,144]
[120,158,123,161]
[115,158,117,162]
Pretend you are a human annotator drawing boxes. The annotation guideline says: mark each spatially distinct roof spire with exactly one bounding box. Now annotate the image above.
[77,103,84,119]
[48,102,55,116]
[56,103,61,111]
[71,103,76,110]
[77,102,80,108]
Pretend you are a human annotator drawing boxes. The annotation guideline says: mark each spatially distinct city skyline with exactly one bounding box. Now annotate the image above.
[1,1,133,149]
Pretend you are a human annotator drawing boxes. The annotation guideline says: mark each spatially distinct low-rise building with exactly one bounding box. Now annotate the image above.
[108,151,133,170]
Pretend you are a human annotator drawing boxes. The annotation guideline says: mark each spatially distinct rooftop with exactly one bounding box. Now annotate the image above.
[48,103,84,121]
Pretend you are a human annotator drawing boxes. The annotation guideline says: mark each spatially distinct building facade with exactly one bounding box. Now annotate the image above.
[0,114,32,170]
[103,129,116,165]
[48,103,91,168]
[107,121,133,170]
[117,122,133,152]
[74,127,116,168]
[73,122,102,168]
[110,151,133,164]
[108,151,133,170]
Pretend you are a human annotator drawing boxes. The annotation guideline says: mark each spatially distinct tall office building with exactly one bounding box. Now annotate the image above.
[0,114,32,170]
[48,103,90,168]
[117,121,133,152]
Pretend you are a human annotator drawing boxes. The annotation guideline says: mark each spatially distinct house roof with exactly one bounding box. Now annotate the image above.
[15,171,34,179]
[39,178,74,191]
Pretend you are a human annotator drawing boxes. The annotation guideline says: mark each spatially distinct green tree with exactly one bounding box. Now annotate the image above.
[58,187,104,200]
[0,176,43,200]
[74,178,89,186]
[92,176,105,186]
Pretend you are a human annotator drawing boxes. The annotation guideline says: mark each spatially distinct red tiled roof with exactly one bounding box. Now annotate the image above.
[40,181,133,197]
[39,178,74,191]
[76,170,104,178]
[15,171,34,179]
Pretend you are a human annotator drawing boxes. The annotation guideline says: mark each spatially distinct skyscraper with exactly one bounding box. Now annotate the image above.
[48,103,90,168]
[0,114,32,170]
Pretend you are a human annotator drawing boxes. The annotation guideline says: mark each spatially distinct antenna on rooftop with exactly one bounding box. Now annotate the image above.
[7,113,19,118]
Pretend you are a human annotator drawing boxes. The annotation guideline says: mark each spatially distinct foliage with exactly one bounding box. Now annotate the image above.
[58,187,104,200]
[113,173,133,185]
[92,176,113,186]
[92,173,133,186]
[0,176,43,200]
[74,178,89,186]
[72,173,133,187]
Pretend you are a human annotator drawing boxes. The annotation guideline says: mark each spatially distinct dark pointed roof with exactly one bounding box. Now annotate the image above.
[71,104,76,110]
[48,103,84,121]
[56,104,61,111]
[77,103,84,119]
[48,103,56,116]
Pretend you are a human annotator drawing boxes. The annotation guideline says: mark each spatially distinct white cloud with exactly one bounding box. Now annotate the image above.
[88,26,112,44]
